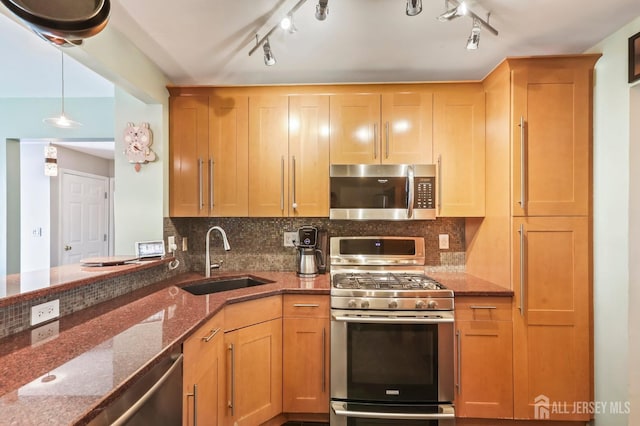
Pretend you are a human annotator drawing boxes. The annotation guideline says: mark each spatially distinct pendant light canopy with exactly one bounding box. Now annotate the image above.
[43,51,82,129]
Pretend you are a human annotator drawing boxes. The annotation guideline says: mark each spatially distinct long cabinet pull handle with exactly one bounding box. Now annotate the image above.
[385,121,390,159]
[519,223,525,316]
[519,116,526,209]
[198,158,204,211]
[228,343,235,416]
[209,158,214,210]
[292,303,320,308]
[437,154,443,214]
[373,123,378,159]
[186,383,198,426]
[469,306,497,310]
[322,327,326,393]
[291,156,297,210]
[201,327,220,343]
[456,330,461,395]
[280,156,285,212]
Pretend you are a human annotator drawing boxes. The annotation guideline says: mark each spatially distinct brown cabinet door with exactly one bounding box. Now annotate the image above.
[289,95,330,217]
[433,85,486,217]
[381,91,433,164]
[329,94,381,164]
[283,317,330,413]
[511,61,593,216]
[183,313,224,426]
[224,318,283,426]
[169,95,210,217]
[210,95,249,216]
[512,216,591,420]
[249,96,289,216]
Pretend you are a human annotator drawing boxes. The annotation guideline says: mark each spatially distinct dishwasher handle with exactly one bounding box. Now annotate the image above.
[111,354,184,426]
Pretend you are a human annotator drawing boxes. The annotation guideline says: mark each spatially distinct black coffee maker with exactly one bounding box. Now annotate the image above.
[295,226,327,276]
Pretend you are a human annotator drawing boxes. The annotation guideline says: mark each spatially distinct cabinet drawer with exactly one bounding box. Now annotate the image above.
[455,297,512,321]
[224,295,282,331]
[283,294,329,318]
[184,311,224,365]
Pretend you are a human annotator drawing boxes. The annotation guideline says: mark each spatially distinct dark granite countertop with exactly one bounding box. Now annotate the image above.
[0,269,509,425]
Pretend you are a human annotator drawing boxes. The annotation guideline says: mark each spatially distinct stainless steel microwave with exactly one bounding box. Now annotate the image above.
[330,164,436,220]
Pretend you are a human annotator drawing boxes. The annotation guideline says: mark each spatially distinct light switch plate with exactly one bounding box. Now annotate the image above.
[438,234,450,250]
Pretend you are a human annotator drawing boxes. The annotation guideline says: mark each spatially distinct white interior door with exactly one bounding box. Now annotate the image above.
[60,170,109,265]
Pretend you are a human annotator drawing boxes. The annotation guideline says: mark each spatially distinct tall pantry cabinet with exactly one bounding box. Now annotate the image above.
[467,54,600,421]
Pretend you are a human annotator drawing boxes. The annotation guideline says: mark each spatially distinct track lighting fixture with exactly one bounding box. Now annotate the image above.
[437,0,466,21]
[280,14,297,33]
[263,38,276,66]
[406,0,422,16]
[315,0,328,21]
[466,19,481,50]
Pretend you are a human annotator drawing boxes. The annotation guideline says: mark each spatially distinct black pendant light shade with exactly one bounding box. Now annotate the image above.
[0,0,110,46]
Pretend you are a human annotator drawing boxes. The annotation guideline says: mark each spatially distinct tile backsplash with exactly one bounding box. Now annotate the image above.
[164,217,465,273]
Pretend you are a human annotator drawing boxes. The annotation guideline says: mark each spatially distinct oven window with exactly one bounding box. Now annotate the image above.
[347,323,438,402]
[330,177,408,209]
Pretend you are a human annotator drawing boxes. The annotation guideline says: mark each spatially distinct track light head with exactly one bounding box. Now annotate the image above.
[406,0,422,16]
[466,19,481,49]
[263,38,276,66]
[315,0,328,21]
[437,1,467,21]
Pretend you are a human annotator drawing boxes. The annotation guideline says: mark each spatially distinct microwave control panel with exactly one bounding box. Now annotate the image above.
[414,177,435,209]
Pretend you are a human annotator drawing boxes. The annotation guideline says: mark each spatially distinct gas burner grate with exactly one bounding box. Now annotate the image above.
[333,273,445,290]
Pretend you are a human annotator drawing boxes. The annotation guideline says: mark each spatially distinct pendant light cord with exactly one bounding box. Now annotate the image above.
[60,51,65,116]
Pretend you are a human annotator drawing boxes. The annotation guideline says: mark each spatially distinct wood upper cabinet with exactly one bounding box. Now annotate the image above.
[169,95,210,217]
[249,94,330,217]
[510,57,598,217]
[455,297,513,419]
[210,95,249,216]
[282,295,330,414]
[329,91,433,164]
[433,85,485,217]
[183,312,225,426]
[169,91,249,217]
[512,216,591,421]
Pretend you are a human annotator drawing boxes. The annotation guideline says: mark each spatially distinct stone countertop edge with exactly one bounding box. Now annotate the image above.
[0,270,509,426]
[0,257,176,308]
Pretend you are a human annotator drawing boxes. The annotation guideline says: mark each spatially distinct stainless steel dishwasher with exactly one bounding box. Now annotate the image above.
[88,350,183,426]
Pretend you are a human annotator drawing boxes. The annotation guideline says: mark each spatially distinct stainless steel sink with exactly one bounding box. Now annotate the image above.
[181,276,274,295]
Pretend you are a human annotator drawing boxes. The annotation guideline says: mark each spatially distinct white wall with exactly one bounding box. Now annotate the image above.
[113,87,165,254]
[587,15,640,426]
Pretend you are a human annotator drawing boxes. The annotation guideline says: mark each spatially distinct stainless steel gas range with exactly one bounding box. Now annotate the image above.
[330,236,455,426]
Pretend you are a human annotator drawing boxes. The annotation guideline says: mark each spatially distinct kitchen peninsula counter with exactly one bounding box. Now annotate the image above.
[0,269,509,425]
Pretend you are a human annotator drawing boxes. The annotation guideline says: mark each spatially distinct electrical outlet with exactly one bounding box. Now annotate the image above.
[438,234,450,250]
[31,299,60,326]
[31,321,59,346]
[167,236,177,253]
[284,231,298,247]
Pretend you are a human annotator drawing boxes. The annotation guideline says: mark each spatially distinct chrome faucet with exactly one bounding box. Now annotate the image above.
[205,226,231,277]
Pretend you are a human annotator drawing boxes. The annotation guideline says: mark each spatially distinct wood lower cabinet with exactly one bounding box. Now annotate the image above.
[282,295,330,414]
[512,216,591,421]
[433,84,485,217]
[455,297,513,419]
[183,312,225,426]
[223,296,283,426]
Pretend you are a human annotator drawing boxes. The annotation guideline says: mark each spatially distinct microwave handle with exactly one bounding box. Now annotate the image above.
[407,166,415,218]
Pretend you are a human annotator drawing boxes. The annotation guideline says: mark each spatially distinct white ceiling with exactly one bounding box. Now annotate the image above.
[108,0,640,85]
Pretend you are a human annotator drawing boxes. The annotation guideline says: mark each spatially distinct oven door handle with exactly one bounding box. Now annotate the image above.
[332,315,453,324]
[331,401,455,420]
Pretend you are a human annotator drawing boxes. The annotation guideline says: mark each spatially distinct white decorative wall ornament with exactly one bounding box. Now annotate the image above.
[123,122,156,172]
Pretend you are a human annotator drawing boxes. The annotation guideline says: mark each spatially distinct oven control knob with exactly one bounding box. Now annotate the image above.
[415,300,426,309]
[348,299,357,308]
[428,300,438,309]
[388,300,398,309]
[360,300,370,309]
